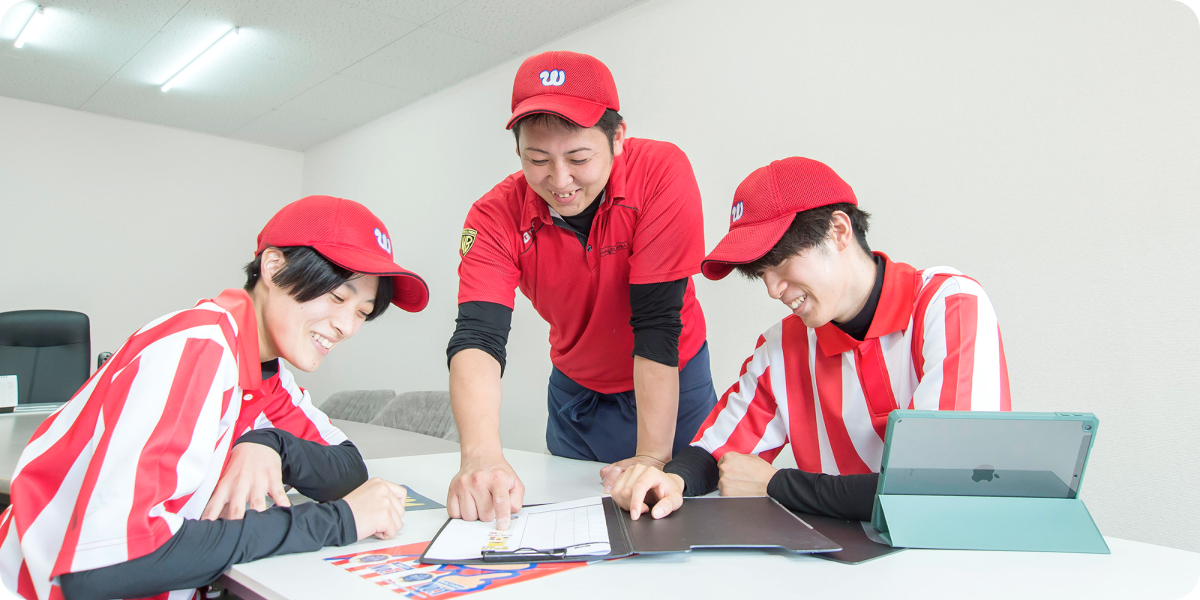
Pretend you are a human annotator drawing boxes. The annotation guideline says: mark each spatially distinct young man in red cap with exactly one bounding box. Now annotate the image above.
[446,50,716,528]
[0,196,427,600]
[609,158,1011,522]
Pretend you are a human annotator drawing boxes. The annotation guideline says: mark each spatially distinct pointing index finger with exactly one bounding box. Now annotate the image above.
[491,476,512,530]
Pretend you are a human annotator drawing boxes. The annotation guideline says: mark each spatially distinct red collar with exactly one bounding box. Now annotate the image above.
[814,252,918,357]
[606,144,628,203]
[518,141,630,227]
[212,288,262,391]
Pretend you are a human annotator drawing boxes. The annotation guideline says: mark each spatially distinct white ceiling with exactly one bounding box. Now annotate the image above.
[0,0,645,150]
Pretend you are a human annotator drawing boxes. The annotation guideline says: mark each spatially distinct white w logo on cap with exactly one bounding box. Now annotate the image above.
[731,201,745,223]
[539,69,565,86]
[374,228,392,254]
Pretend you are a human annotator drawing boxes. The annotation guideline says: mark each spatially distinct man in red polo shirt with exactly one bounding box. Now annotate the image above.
[445,51,717,528]
[609,157,1011,522]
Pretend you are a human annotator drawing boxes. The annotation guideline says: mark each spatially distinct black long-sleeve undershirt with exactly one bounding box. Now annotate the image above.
[628,279,686,367]
[447,301,514,373]
[236,428,367,501]
[59,500,356,600]
[58,429,365,599]
[664,446,879,521]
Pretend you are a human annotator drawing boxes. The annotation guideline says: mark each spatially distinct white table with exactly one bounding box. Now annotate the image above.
[222,450,1200,600]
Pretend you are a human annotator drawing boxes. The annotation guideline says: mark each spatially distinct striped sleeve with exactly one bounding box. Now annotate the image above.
[11,316,239,594]
[691,325,790,461]
[910,275,1011,412]
[251,364,347,446]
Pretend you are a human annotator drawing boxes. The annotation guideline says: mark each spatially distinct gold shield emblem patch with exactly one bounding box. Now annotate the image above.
[460,228,478,256]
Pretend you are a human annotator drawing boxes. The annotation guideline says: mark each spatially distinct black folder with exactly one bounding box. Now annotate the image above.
[790,511,905,564]
[419,496,842,564]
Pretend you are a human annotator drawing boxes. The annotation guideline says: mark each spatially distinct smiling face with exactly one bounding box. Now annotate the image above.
[760,244,850,328]
[756,212,877,329]
[253,249,380,372]
[516,117,626,217]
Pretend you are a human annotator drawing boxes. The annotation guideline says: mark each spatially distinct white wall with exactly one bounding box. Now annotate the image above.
[300,0,1200,552]
[0,96,304,365]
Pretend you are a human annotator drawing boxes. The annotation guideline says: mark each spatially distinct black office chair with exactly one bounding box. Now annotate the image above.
[0,310,91,404]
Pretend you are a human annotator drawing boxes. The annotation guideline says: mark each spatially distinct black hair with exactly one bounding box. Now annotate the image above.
[735,203,873,279]
[243,246,392,321]
[512,109,624,154]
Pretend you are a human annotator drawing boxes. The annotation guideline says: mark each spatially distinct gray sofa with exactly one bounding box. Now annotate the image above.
[319,390,458,442]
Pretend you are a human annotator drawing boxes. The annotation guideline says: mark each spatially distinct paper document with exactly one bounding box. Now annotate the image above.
[423,496,610,562]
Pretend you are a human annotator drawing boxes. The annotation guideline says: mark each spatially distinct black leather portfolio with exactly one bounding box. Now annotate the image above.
[420,496,842,565]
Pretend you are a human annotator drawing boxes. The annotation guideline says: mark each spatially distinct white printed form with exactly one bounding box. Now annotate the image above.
[423,496,611,562]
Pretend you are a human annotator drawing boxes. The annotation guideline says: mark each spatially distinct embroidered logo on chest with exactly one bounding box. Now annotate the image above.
[600,241,629,256]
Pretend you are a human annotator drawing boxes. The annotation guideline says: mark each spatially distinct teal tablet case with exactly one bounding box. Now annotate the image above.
[871,411,1109,554]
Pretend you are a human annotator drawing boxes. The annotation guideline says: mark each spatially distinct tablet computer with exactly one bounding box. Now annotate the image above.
[870,411,1108,553]
[877,410,1097,499]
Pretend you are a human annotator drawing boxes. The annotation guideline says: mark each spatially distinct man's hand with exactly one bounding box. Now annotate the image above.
[600,455,666,494]
[343,478,407,541]
[447,453,525,530]
[609,464,684,521]
[202,442,288,520]
[717,451,777,497]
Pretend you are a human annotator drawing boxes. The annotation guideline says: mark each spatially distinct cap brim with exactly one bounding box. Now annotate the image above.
[313,245,430,312]
[507,95,607,129]
[700,214,795,281]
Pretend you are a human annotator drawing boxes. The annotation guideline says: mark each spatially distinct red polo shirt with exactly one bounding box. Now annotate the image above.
[457,137,707,393]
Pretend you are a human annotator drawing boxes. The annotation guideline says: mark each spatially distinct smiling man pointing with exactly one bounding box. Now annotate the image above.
[445,51,717,528]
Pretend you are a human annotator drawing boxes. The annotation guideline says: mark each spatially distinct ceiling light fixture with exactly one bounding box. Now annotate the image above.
[1,0,24,20]
[13,5,42,48]
[160,26,238,93]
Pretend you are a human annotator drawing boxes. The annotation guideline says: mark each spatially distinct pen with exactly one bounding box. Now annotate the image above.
[480,547,567,561]
[480,542,610,562]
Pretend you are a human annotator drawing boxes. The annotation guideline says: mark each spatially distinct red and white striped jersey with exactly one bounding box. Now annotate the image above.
[693,254,1011,475]
[0,289,346,600]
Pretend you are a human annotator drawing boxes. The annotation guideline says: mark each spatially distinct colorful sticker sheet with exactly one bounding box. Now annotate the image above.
[325,541,585,598]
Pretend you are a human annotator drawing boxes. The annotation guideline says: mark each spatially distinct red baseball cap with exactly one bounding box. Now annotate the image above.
[506,50,619,130]
[256,195,429,312]
[701,158,858,281]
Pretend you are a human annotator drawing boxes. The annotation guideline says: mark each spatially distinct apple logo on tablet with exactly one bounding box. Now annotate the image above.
[972,465,999,483]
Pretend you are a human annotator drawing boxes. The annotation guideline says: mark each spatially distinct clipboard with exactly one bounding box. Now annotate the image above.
[419,496,842,565]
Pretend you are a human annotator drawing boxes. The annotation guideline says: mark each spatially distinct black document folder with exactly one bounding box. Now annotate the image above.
[791,511,905,564]
[420,496,842,565]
